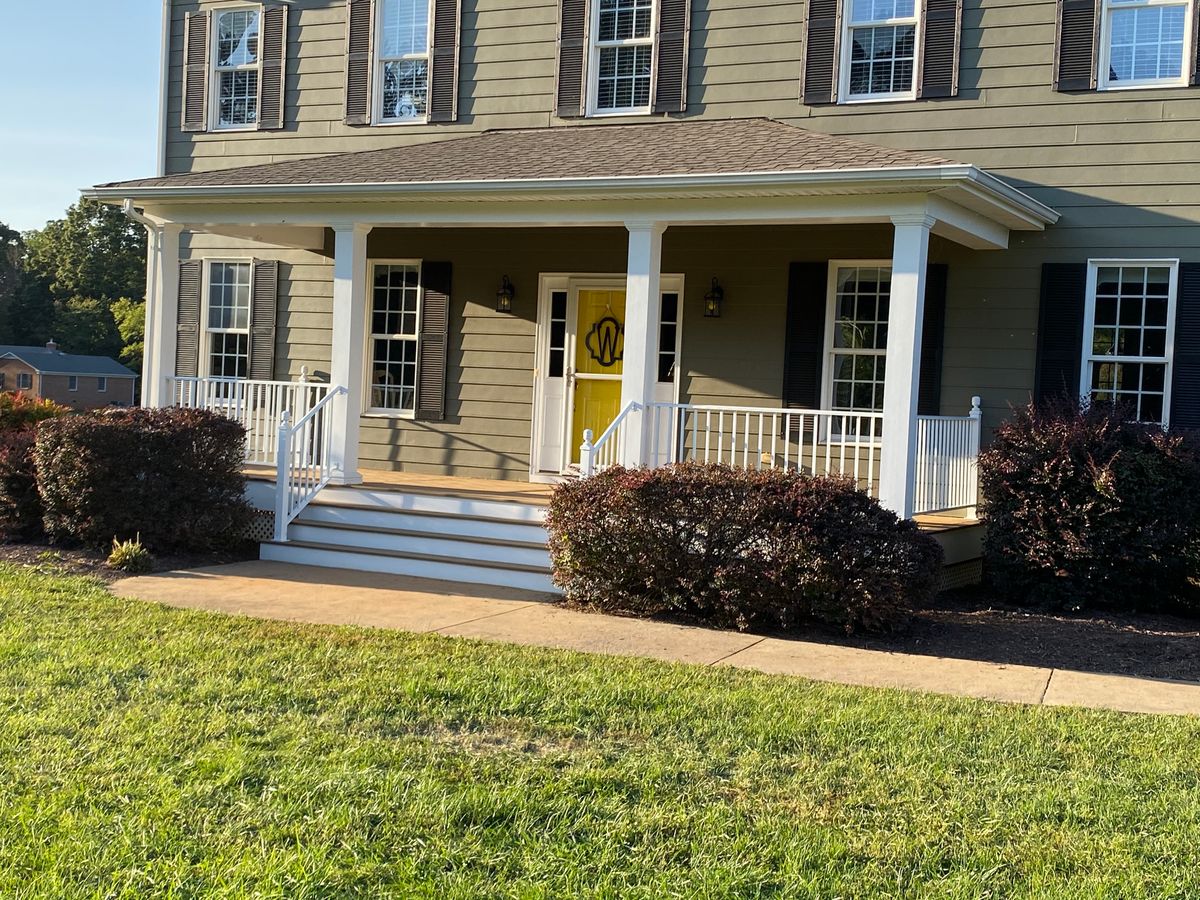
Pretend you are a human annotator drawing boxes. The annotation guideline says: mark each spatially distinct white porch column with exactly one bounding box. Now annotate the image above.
[619,221,666,467]
[329,223,371,485]
[878,213,934,519]
[142,223,181,408]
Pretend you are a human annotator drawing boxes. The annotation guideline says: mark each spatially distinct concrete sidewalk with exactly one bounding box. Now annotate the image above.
[111,561,1200,717]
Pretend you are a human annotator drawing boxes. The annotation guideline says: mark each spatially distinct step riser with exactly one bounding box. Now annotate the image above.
[296,503,549,545]
[286,524,552,568]
[260,542,558,594]
[316,487,547,524]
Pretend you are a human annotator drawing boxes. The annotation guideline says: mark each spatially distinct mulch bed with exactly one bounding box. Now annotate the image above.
[822,587,1200,683]
[0,541,258,585]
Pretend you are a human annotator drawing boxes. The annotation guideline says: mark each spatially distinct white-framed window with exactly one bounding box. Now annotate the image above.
[840,0,921,101]
[211,6,262,130]
[375,0,432,123]
[205,260,253,379]
[97,377,108,393]
[1081,259,1177,425]
[68,376,78,392]
[17,373,32,391]
[367,260,422,415]
[823,262,892,415]
[589,0,656,115]
[1099,0,1192,90]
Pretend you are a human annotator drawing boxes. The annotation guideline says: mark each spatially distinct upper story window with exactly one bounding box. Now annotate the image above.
[206,261,253,379]
[841,0,920,101]
[1100,0,1192,89]
[377,0,432,123]
[590,0,655,114]
[212,7,261,130]
[1081,260,1177,425]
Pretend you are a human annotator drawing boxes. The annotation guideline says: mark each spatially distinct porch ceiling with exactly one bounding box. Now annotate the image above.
[85,118,1059,251]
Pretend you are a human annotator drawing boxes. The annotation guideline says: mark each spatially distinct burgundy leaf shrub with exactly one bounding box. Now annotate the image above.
[35,407,251,552]
[0,426,43,540]
[547,464,944,634]
[977,400,1200,613]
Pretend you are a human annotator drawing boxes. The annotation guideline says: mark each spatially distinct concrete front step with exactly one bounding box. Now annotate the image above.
[261,540,558,594]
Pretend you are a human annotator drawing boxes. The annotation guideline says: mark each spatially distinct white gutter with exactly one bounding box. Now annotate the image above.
[156,0,171,178]
[84,164,1060,226]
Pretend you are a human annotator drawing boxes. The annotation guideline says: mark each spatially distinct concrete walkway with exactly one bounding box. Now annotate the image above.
[111,561,1200,717]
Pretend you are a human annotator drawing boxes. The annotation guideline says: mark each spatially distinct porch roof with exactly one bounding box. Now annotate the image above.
[86,119,1058,250]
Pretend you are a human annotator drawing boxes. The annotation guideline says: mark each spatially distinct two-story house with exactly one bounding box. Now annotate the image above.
[86,0,1199,590]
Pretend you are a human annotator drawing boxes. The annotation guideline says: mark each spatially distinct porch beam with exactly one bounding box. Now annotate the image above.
[619,221,666,467]
[143,223,181,407]
[878,213,934,519]
[329,223,371,485]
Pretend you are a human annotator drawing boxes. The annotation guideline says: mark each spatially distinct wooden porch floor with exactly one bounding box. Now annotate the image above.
[245,465,976,531]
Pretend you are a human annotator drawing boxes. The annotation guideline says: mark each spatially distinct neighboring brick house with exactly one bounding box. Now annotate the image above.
[0,343,137,410]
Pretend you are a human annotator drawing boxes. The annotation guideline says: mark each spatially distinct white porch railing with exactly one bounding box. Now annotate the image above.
[167,374,332,466]
[580,399,984,517]
[914,397,983,515]
[274,386,348,541]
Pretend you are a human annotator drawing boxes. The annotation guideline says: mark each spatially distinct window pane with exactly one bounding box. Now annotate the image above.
[1107,5,1186,83]
[371,264,421,336]
[219,70,259,127]
[210,332,249,379]
[596,45,652,109]
[370,338,418,412]
[208,262,252,329]
[382,59,429,120]
[829,266,891,414]
[598,0,654,40]
[848,25,916,95]
[217,10,259,67]
[380,0,429,57]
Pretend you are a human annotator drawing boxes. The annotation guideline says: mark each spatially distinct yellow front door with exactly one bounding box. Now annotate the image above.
[571,289,626,462]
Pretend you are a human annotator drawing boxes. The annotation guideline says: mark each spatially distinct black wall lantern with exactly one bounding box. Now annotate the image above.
[496,275,516,313]
[703,277,724,318]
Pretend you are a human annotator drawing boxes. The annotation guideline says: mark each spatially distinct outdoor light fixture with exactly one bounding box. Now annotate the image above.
[703,277,724,318]
[496,275,516,313]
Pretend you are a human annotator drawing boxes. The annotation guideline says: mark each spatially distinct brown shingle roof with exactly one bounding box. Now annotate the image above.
[100,118,956,191]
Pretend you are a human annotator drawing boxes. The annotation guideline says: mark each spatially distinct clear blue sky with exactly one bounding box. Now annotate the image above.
[0,3,162,232]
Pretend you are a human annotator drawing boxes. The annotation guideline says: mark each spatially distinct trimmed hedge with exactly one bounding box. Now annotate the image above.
[0,394,68,541]
[978,400,1200,613]
[35,407,251,552]
[547,464,944,634]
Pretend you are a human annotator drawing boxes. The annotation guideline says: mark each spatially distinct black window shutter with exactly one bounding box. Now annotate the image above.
[182,11,210,133]
[1170,263,1200,429]
[783,262,829,409]
[249,260,279,381]
[1034,262,1087,404]
[345,0,375,125]
[176,261,203,378]
[918,264,948,415]
[429,0,460,122]
[917,0,961,99]
[653,0,690,113]
[801,0,840,105]
[1192,6,1200,86]
[258,6,288,131]
[556,0,587,117]
[1054,0,1099,92]
[417,262,451,421]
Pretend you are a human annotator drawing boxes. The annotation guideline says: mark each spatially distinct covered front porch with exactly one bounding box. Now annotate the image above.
[91,119,1058,538]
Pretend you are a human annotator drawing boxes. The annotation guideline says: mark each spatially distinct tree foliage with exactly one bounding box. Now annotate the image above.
[0,200,146,371]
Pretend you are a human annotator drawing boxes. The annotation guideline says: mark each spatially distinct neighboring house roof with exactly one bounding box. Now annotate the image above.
[97,118,958,190]
[0,346,136,378]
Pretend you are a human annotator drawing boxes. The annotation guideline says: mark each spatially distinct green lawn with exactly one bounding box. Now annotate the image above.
[1,565,1199,898]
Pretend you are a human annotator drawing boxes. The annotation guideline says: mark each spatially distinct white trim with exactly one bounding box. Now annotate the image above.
[201,257,255,378]
[587,0,658,117]
[373,0,435,126]
[1079,258,1179,427]
[157,0,170,176]
[208,4,265,132]
[839,0,922,103]
[1098,0,1193,91]
[363,258,423,418]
